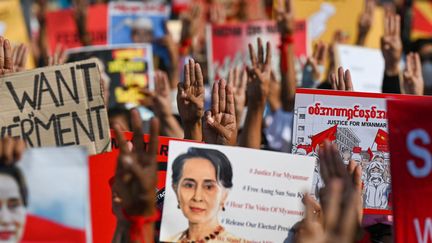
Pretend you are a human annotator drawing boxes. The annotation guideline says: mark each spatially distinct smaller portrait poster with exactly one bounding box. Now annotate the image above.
[17,147,91,242]
[292,88,419,215]
[160,141,315,242]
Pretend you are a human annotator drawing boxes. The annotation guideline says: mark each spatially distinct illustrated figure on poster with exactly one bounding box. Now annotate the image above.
[169,147,245,242]
[341,148,352,165]
[0,165,27,242]
[364,158,390,209]
[129,17,154,43]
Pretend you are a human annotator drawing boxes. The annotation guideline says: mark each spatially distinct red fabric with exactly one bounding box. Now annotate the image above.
[367,147,373,161]
[353,146,362,153]
[387,97,432,242]
[311,125,337,151]
[374,129,388,146]
[22,214,85,243]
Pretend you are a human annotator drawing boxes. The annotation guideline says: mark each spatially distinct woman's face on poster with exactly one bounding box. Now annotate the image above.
[175,158,228,224]
[0,174,26,243]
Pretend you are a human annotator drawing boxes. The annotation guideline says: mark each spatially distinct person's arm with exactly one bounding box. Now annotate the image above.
[112,110,160,243]
[177,59,205,141]
[239,38,271,149]
[276,0,296,112]
[356,0,375,46]
[381,12,402,93]
[151,71,184,138]
[161,23,180,90]
[73,0,91,46]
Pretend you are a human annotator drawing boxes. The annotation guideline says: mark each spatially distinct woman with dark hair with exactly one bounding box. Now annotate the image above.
[169,147,243,242]
[0,165,28,243]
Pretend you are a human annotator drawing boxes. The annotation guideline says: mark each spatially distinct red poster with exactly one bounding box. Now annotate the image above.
[89,131,195,243]
[207,20,308,82]
[388,97,432,242]
[45,4,107,53]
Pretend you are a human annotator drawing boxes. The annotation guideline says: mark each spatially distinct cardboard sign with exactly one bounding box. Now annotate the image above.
[0,58,111,155]
[206,20,308,83]
[17,147,90,243]
[67,44,155,108]
[335,44,384,93]
[160,141,315,242]
[290,0,383,48]
[411,0,432,40]
[388,97,432,242]
[45,4,108,53]
[292,89,420,215]
[89,131,196,243]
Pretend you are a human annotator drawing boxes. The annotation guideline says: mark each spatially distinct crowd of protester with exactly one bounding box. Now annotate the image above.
[1,0,432,242]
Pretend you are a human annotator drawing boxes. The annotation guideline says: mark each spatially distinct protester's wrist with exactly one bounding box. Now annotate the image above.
[183,121,202,141]
[384,64,400,76]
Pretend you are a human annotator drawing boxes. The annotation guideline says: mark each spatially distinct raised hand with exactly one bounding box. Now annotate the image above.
[381,12,402,76]
[113,109,159,217]
[276,0,295,36]
[0,37,14,75]
[247,38,272,107]
[0,137,26,166]
[227,67,247,126]
[357,0,376,46]
[403,52,424,95]
[12,43,28,72]
[304,41,327,84]
[329,67,353,91]
[203,79,237,146]
[295,181,361,243]
[177,59,205,141]
[48,44,67,66]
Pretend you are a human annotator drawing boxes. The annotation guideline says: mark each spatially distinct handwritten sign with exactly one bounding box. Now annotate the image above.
[0,58,111,155]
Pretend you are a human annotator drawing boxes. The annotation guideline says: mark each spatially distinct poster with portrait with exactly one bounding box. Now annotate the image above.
[89,130,198,243]
[292,89,420,215]
[160,141,315,242]
[206,20,308,83]
[13,147,90,242]
[387,97,432,243]
[335,44,384,93]
[107,1,171,71]
[67,44,155,108]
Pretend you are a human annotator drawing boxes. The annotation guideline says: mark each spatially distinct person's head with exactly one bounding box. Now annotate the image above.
[0,165,27,242]
[108,106,132,131]
[131,18,154,43]
[342,148,351,161]
[171,148,233,225]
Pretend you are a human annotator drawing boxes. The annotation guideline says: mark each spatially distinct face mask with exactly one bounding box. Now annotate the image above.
[370,172,382,178]
[422,60,432,88]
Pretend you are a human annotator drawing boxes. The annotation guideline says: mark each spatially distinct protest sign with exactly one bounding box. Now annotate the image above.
[292,89,421,215]
[335,44,384,93]
[108,2,172,71]
[108,2,170,44]
[290,0,383,48]
[411,0,432,40]
[160,141,315,242]
[0,0,34,68]
[89,131,196,243]
[67,44,155,108]
[388,97,432,242]
[206,20,308,83]
[0,58,111,155]
[45,4,108,53]
[16,147,90,242]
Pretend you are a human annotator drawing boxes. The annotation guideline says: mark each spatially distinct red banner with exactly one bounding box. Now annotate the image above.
[46,4,107,53]
[388,97,432,242]
[90,131,195,243]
